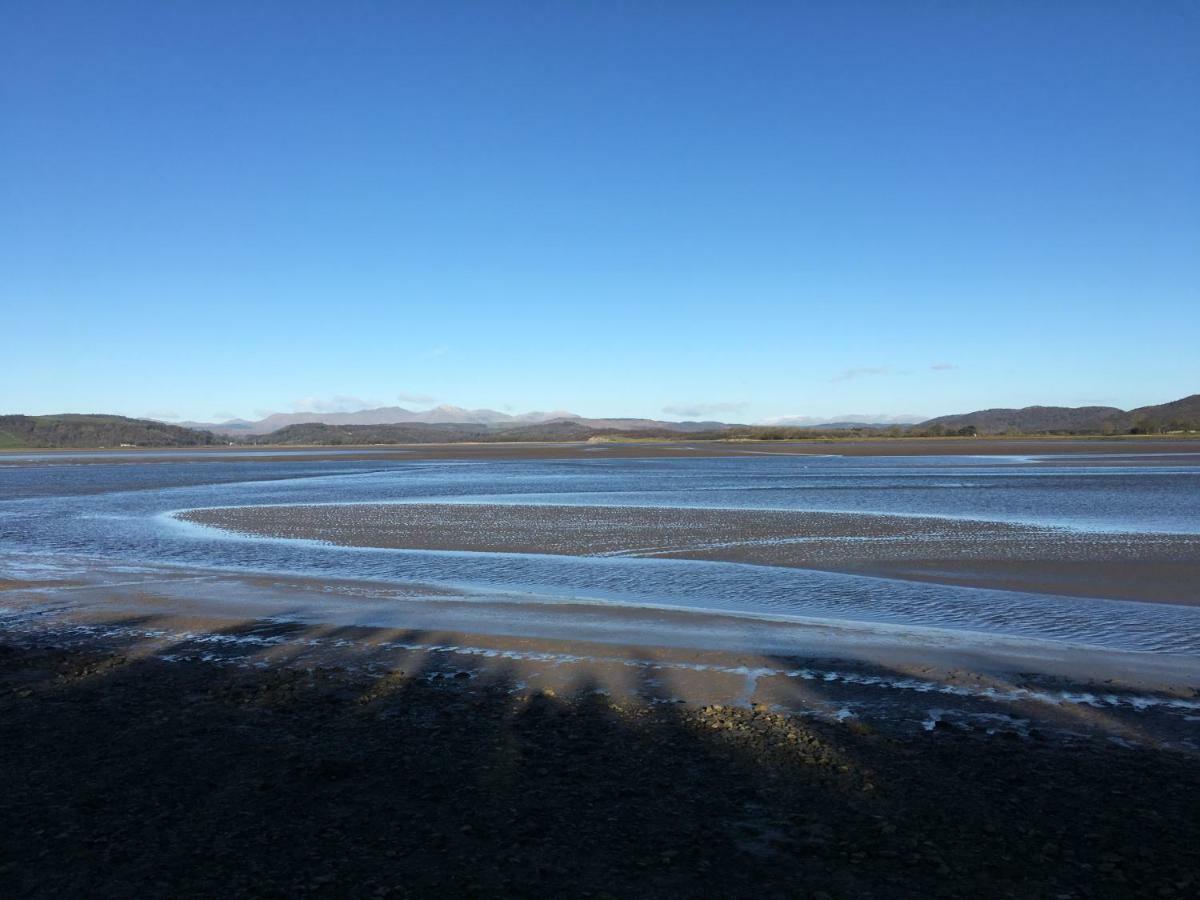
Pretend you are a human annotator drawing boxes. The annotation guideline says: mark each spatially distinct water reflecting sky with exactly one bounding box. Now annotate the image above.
[3,452,1199,654]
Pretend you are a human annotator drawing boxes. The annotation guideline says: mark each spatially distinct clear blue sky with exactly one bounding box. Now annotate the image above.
[3,2,1197,423]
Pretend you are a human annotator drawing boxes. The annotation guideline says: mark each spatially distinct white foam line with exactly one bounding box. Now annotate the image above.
[286,635,1200,714]
[4,612,1199,714]
[16,574,225,593]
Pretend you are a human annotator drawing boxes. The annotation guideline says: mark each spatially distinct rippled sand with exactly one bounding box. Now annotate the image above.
[179,503,1200,605]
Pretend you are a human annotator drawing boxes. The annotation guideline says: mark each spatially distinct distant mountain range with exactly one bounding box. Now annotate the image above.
[254,420,702,446]
[179,406,726,436]
[179,395,1200,438]
[2,394,1196,448]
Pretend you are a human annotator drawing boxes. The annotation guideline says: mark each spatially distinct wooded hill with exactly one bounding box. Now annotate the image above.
[0,415,219,449]
[917,394,1200,435]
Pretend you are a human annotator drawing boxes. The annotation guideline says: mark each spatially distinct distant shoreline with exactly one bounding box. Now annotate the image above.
[4,434,1200,459]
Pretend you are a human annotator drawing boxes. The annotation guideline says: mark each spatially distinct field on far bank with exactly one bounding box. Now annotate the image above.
[4,434,1200,463]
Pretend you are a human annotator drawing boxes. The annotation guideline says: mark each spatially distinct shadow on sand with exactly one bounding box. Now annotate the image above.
[2,618,1199,899]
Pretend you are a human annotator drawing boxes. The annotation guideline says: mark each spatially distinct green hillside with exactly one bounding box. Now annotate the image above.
[918,394,1200,435]
[0,415,219,449]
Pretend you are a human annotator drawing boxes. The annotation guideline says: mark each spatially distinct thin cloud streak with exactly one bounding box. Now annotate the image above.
[661,401,750,419]
[760,413,926,426]
[830,366,890,383]
[397,391,436,404]
[291,395,378,414]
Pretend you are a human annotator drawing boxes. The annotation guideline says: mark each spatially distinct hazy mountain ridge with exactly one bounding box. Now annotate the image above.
[180,405,583,434]
[252,421,717,445]
[181,393,1200,439]
[178,407,725,435]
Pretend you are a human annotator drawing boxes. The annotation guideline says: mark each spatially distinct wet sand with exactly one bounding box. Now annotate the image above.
[4,561,1197,719]
[4,558,1198,896]
[179,503,1200,605]
[7,444,1199,896]
[2,625,1199,898]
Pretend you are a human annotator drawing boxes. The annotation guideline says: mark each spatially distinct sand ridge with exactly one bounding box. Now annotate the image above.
[178,502,1200,605]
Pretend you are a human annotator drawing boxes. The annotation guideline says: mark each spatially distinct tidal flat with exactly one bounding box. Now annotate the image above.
[3,441,1199,897]
[180,501,1200,605]
[3,637,1200,899]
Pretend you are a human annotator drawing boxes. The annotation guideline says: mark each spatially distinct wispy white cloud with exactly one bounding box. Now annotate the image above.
[419,345,450,361]
[661,401,750,419]
[830,366,890,383]
[760,412,925,426]
[291,395,378,414]
[396,390,436,404]
[930,362,959,371]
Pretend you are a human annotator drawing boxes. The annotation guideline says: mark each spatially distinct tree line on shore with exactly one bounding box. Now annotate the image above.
[0,414,220,449]
[2,394,1197,448]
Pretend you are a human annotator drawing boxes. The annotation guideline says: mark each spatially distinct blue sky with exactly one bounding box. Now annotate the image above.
[3,2,1197,423]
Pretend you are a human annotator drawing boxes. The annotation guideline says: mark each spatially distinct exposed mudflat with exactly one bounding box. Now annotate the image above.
[2,634,1199,899]
[4,554,1199,898]
[6,444,1200,896]
[180,503,1200,605]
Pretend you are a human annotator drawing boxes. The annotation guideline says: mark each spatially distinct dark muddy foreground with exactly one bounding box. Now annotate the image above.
[2,640,1197,900]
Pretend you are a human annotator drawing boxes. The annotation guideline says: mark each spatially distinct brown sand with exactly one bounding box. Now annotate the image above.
[179,503,1200,605]
[3,564,1198,737]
